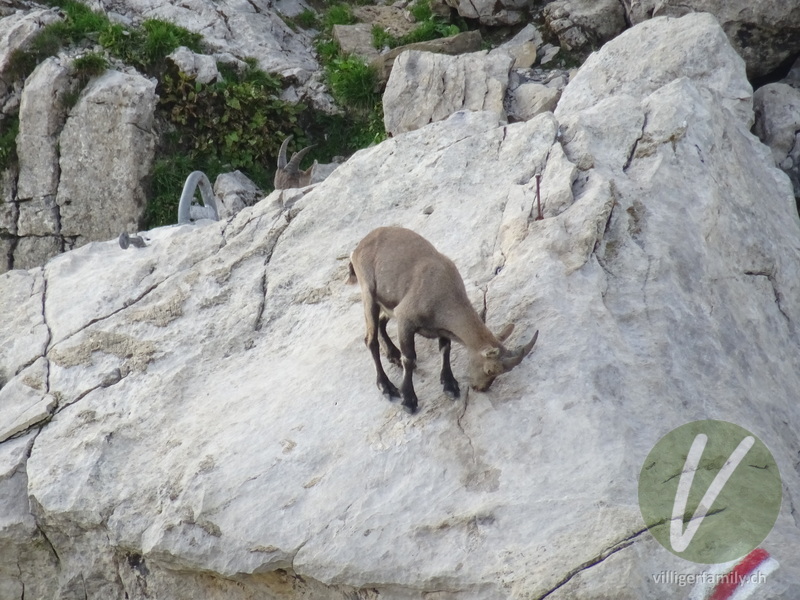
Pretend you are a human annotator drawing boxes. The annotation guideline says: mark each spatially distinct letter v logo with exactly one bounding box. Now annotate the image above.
[669,433,754,552]
[638,420,781,564]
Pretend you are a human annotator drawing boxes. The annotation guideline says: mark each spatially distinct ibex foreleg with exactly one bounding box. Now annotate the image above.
[438,337,460,399]
[397,321,419,414]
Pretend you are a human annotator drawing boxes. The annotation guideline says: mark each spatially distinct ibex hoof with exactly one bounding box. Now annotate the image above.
[386,352,402,367]
[444,384,460,399]
[378,379,401,399]
[402,400,418,414]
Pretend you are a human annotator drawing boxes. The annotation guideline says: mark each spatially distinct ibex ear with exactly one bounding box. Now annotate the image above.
[496,323,514,342]
[481,346,501,359]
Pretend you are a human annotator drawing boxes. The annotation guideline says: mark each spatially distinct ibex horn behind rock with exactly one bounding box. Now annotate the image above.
[274,135,315,189]
[348,226,538,414]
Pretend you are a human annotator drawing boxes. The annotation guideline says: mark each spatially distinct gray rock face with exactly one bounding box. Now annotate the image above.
[0,8,61,99]
[383,49,513,135]
[753,83,800,203]
[84,0,319,84]
[2,11,800,600]
[544,0,627,52]
[627,0,800,78]
[443,0,528,26]
[56,70,157,246]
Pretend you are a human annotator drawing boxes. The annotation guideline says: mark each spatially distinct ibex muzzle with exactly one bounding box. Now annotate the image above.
[348,226,538,414]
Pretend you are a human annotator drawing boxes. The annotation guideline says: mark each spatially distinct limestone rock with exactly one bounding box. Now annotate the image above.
[443,0,527,26]
[506,82,560,121]
[352,5,416,39]
[371,30,482,87]
[0,268,48,387]
[168,46,221,84]
[56,70,157,245]
[332,23,380,62]
[555,13,753,128]
[2,12,800,600]
[383,49,513,135]
[214,171,262,220]
[16,57,71,203]
[84,0,318,80]
[12,236,63,270]
[544,0,627,52]
[753,83,800,202]
[626,0,800,79]
[0,8,61,98]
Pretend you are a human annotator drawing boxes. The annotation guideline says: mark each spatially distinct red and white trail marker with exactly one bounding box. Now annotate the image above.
[689,548,780,600]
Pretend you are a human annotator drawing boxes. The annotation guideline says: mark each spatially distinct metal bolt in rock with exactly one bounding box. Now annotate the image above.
[119,232,148,249]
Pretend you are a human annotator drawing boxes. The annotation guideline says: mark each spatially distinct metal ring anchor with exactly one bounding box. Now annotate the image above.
[177,171,219,225]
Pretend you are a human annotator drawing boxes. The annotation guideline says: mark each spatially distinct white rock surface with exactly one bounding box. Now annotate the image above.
[383,49,513,135]
[544,0,626,51]
[627,0,800,78]
[84,0,318,81]
[1,12,800,600]
[0,8,62,98]
[443,0,527,26]
[753,82,800,201]
[56,70,157,246]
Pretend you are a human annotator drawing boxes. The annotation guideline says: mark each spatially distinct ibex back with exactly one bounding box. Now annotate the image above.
[348,226,538,414]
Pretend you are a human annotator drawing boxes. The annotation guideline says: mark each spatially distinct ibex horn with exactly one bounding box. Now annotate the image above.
[277,135,292,170]
[286,144,316,174]
[501,330,539,369]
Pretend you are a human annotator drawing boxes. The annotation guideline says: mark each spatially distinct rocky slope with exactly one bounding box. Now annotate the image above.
[1,12,799,600]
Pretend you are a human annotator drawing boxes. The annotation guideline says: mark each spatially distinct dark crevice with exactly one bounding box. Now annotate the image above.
[744,270,791,323]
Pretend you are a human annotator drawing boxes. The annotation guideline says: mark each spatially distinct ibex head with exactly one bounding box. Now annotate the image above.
[468,324,539,392]
[274,135,315,189]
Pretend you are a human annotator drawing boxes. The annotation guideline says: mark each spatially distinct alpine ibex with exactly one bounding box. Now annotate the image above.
[348,227,538,414]
[274,135,314,189]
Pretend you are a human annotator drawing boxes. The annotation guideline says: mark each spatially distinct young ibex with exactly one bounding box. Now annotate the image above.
[348,226,538,414]
[274,135,314,189]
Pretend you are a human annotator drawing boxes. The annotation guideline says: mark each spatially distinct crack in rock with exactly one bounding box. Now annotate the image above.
[535,527,648,600]
[744,269,790,323]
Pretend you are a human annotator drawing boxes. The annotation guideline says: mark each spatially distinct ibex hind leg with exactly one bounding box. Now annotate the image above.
[438,337,460,399]
[365,299,401,400]
[378,314,402,367]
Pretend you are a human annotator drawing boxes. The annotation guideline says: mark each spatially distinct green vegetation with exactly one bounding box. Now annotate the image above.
[371,0,464,49]
[322,3,357,29]
[99,19,202,73]
[2,0,393,230]
[149,63,304,226]
[0,116,19,172]
[325,55,379,109]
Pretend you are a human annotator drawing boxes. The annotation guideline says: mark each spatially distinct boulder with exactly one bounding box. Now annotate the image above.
[383,49,513,135]
[626,0,800,79]
[543,0,627,52]
[16,57,71,204]
[213,170,262,220]
[168,46,221,84]
[0,8,62,99]
[554,13,753,128]
[332,23,380,62]
[443,0,527,26]
[56,70,157,246]
[2,11,800,600]
[371,30,483,87]
[495,23,544,69]
[81,0,323,106]
[506,81,560,121]
[753,82,800,202]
